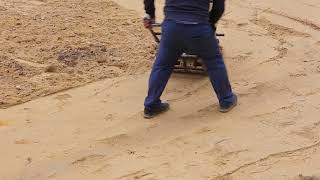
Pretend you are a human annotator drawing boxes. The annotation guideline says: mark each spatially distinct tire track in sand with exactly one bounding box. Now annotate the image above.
[212,141,320,180]
[250,15,310,65]
[263,9,320,32]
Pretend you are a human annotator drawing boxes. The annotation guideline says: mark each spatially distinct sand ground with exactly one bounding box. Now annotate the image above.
[1,0,320,179]
[0,0,156,108]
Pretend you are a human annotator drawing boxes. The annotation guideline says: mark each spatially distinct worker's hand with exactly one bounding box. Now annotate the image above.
[143,14,155,29]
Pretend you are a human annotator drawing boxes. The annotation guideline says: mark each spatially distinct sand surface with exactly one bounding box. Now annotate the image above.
[1,0,320,179]
[0,0,155,108]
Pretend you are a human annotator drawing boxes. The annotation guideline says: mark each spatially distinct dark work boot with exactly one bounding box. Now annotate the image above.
[219,94,238,113]
[144,103,170,119]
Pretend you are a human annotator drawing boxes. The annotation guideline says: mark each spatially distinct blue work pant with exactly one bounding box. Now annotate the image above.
[144,20,235,109]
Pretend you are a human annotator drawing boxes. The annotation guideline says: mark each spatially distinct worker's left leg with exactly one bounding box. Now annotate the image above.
[186,23,236,111]
[144,20,183,110]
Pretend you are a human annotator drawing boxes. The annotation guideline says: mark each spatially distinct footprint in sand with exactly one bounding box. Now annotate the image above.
[104,114,113,122]
[279,120,296,128]
[315,65,320,73]
[55,94,72,101]
[96,134,130,146]
[296,174,320,180]
[291,122,320,141]
[71,154,106,166]
[237,22,249,27]
[71,154,108,174]
[194,127,214,135]
[118,170,153,180]
[289,73,307,78]
[54,94,72,111]
[0,6,7,11]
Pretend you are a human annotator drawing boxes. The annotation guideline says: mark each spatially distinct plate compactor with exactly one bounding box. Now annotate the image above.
[149,23,224,74]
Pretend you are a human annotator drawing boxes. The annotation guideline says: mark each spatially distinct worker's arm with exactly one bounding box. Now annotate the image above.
[209,0,225,30]
[144,0,155,19]
[143,0,156,29]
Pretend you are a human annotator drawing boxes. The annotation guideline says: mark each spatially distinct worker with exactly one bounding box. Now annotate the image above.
[143,0,237,119]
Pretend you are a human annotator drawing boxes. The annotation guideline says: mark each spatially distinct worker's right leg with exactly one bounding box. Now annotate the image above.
[144,20,183,118]
[186,23,237,112]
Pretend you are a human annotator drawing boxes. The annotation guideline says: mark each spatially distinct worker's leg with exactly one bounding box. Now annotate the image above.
[144,20,183,109]
[186,24,235,107]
